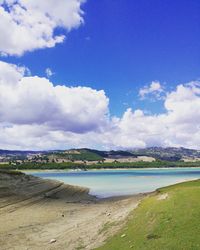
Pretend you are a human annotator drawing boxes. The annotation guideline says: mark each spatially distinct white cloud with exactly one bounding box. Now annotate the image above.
[0,61,109,134]
[139,81,164,100]
[109,82,200,150]
[1,60,200,150]
[45,68,54,78]
[0,61,25,85]
[0,0,85,56]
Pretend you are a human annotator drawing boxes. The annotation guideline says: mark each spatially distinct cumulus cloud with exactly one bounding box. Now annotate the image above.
[0,60,26,85]
[0,60,200,150]
[0,61,109,134]
[109,82,200,150]
[139,81,164,100]
[0,0,85,56]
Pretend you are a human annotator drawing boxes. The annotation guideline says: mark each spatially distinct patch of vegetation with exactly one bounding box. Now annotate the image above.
[86,160,200,169]
[88,149,135,158]
[53,149,104,161]
[99,221,118,235]
[1,160,200,170]
[97,180,200,250]
[75,245,85,250]
[75,238,85,250]
[0,162,85,170]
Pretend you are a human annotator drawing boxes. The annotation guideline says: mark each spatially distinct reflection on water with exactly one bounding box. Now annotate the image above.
[29,168,200,198]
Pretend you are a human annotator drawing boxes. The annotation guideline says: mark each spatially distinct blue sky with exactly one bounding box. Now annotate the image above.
[3,0,200,117]
[0,0,200,150]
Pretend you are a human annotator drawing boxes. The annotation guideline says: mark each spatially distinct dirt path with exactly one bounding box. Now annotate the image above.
[0,171,144,250]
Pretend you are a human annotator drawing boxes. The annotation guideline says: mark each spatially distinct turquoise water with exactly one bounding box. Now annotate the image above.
[29,168,200,198]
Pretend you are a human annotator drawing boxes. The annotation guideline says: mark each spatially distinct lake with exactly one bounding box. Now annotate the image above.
[29,168,200,198]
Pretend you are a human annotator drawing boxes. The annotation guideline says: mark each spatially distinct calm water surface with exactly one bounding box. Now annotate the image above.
[29,168,200,198]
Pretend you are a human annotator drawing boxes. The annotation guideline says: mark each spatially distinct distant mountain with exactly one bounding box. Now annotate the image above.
[131,147,200,161]
[1,147,200,162]
[0,149,45,161]
[56,147,200,161]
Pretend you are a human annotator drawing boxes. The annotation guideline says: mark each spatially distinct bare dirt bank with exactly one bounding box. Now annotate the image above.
[0,170,145,250]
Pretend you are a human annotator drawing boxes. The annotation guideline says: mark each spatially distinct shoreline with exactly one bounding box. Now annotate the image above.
[0,170,145,250]
[22,166,200,173]
[1,170,200,249]
[22,168,200,198]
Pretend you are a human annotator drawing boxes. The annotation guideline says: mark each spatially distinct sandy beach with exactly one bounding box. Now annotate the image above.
[0,170,144,250]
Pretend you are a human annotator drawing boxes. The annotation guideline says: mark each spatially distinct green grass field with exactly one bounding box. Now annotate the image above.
[97,180,200,250]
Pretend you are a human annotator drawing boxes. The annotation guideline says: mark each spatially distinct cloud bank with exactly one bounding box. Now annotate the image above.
[0,0,85,56]
[0,61,109,134]
[0,60,200,150]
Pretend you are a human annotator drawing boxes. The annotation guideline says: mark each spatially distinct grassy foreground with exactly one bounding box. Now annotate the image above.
[97,180,200,250]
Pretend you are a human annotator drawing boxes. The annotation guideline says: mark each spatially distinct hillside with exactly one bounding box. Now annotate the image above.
[131,147,200,161]
[1,147,200,165]
[98,179,200,250]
